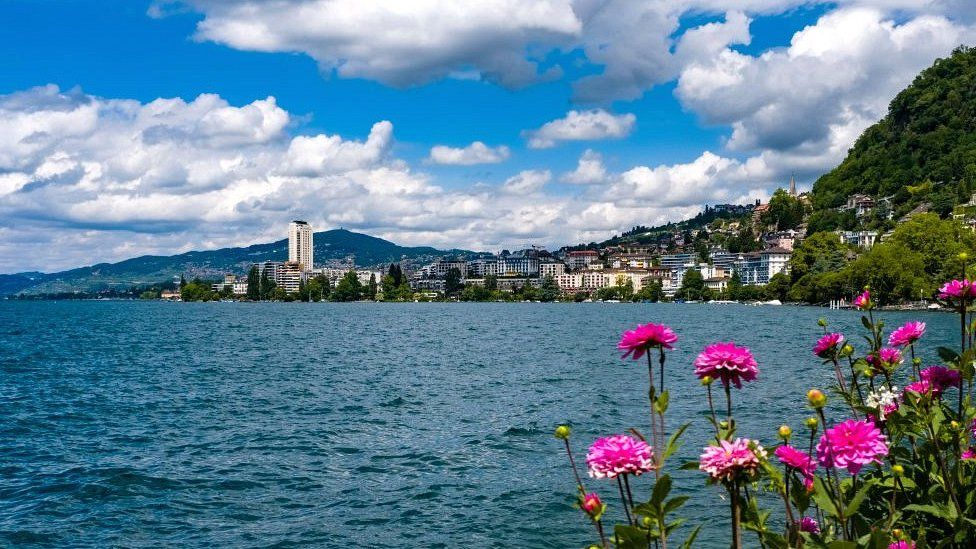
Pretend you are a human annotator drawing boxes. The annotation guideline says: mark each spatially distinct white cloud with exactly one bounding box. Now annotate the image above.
[561,149,607,184]
[524,109,636,149]
[0,86,787,272]
[181,0,580,88]
[501,169,551,194]
[675,7,975,173]
[427,141,510,165]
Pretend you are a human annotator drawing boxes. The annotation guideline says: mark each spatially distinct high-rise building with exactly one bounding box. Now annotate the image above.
[288,220,313,270]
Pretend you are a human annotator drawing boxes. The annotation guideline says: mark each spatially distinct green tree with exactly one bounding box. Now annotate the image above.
[366,273,378,300]
[259,269,276,300]
[484,274,498,291]
[764,272,791,302]
[728,271,743,301]
[332,270,363,302]
[539,275,560,302]
[677,269,706,301]
[634,281,663,302]
[847,242,926,305]
[790,231,851,283]
[886,213,975,283]
[762,189,807,230]
[246,266,260,300]
[444,267,464,297]
[380,274,397,300]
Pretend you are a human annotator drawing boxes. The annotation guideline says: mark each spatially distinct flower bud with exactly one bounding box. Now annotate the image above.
[580,492,605,522]
[807,389,826,409]
[641,516,652,527]
[700,375,714,386]
[892,464,905,476]
[817,317,828,328]
[554,425,571,440]
[959,252,969,262]
[951,420,960,430]
[778,425,792,440]
[840,344,855,357]
[719,420,729,429]
[805,417,819,430]
[892,528,904,540]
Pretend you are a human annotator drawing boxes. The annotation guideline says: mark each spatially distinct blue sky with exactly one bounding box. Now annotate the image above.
[0,1,972,272]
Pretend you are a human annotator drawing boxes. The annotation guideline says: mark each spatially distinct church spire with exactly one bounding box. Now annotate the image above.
[789,173,797,196]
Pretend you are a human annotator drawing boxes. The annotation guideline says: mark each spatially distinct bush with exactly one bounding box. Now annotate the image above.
[555,281,976,548]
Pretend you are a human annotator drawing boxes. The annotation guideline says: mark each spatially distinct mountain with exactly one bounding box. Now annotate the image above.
[2,229,474,296]
[811,45,976,221]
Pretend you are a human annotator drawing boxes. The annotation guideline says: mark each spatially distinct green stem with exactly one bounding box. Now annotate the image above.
[617,476,634,526]
[563,438,585,494]
[730,481,742,549]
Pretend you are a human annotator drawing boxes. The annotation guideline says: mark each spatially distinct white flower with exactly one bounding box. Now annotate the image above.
[865,387,899,420]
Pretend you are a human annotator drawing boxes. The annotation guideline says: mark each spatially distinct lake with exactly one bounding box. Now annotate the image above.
[0,302,958,547]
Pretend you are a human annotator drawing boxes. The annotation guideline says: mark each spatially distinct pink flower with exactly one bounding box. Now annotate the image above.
[939,279,975,301]
[866,347,903,373]
[694,342,759,389]
[889,542,915,549]
[962,448,976,461]
[618,323,678,360]
[813,333,845,358]
[905,380,936,397]
[853,290,871,310]
[581,492,603,516]
[888,321,925,347]
[775,445,816,490]
[919,366,961,392]
[971,418,976,439]
[586,435,656,479]
[699,438,766,482]
[798,516,820,534]
[817,419,888,475]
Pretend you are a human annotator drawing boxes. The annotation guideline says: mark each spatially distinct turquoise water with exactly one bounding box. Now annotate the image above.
[0,302,959,547]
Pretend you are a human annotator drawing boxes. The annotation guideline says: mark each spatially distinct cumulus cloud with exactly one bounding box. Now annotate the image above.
[179,0,580,88]
[427,141,510,165]
[0,86,780,272]
[561,149,607,184]
[675,7,975,174]
[523,109,636,149]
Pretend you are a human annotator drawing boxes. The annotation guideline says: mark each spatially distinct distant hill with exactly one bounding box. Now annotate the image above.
[2,229,474,296]
[811,45,976,220]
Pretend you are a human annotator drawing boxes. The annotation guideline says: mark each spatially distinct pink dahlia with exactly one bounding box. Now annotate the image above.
[919,365,961,392]
[962,448,976,461]
[889,542,915,549]
[699,438,766,482]
[939,279,975,301]
[813,333,845,358]
[618,322,678,360]
[888,321,925,347]
[586,434,655,479]
[798,516,820,534]
[866,347,903,373]
[817,419,888,475]
[694,342,759,389]
[904,379,935,397]
[853,290,871,310]
[775,445,816,490]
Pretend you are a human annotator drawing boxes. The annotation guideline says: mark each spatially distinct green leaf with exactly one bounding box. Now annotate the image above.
[810,476,839,518]
[663,422,691,460]
[827,541,857,549]
[904,503,958,521]
[651,474,672,506]
[679,525,702,549]
[861,316,873,330]
[613,524,650,549]
[845,478,878,516]
[937,346,960,363]
[655,390,670,414]
[663,495,689,516]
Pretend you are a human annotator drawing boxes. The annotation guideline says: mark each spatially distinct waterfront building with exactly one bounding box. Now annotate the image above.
[278,261,304,293]
[259,261,284,282]
[539,260,566,279]
[660,253,694,272]
[498,256,540,277]
[710,251,738,274]
[734,247,791,285]
[566,250,600,271]
[288,220,314,270]
[232,280,248,295]
[466,258,499,278]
